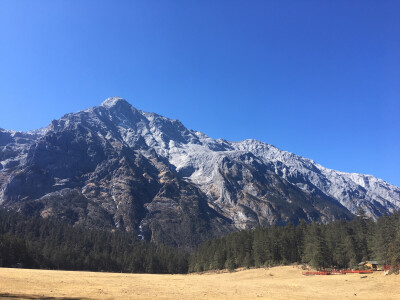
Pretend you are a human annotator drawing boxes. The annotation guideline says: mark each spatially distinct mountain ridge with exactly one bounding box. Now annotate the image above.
[1,97,399,248]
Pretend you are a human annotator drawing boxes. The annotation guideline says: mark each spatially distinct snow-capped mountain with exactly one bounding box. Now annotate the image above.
[1,97,399,247]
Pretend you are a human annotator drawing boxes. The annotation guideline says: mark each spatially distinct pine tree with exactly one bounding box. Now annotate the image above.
[388,217,400,272]
[303,225,329,269]
[372,215,397,264]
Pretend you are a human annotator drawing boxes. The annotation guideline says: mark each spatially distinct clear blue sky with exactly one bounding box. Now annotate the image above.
[0,1,399,186]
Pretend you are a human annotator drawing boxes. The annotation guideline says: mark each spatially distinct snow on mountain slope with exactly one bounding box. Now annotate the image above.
[231,139,400,217]
[94,98,399,219]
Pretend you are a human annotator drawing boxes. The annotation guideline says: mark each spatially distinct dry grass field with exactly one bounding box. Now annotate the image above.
[0,266,399,300]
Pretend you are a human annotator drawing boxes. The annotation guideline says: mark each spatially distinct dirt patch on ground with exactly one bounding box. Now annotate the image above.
[0,266,399,299]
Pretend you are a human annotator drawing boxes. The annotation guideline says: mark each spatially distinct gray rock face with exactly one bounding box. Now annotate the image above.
[1,97,399,248]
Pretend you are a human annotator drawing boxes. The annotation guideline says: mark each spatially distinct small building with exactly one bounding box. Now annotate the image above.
[358,261,379,269]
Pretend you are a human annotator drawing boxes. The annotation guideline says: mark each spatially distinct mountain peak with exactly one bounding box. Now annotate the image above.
[100,97,129,108]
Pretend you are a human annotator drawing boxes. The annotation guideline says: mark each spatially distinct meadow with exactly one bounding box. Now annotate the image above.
[1,266,399,299]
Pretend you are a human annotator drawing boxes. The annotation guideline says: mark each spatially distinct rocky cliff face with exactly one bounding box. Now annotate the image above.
[1,97,399,248]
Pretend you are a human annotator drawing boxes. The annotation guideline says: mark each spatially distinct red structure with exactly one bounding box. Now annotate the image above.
[302,270,374,276]
[302,265,400,276]
[383,265,400,271]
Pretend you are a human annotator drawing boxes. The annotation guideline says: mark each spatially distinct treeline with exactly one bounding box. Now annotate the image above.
[1,209,400,274]
[0,210,188,273]
[189,211,400,272]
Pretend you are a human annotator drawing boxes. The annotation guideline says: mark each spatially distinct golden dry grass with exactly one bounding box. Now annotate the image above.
[0,266,399,299]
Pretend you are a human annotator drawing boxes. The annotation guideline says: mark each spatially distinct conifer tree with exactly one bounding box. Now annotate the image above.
[388,218,400,271]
